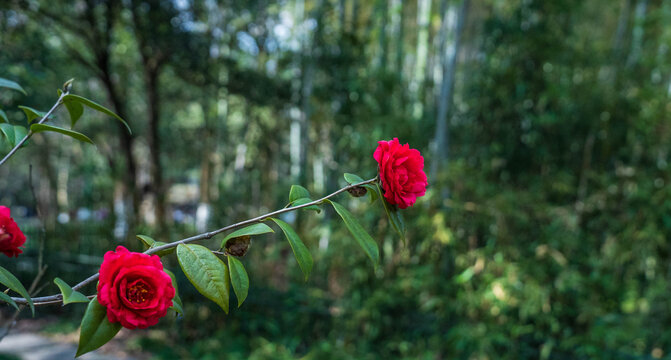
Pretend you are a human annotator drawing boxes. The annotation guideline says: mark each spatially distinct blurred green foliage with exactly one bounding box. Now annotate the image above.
[1,0,671,359]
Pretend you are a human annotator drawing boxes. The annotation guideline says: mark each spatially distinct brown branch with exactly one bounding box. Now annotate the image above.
[8,177,378,306]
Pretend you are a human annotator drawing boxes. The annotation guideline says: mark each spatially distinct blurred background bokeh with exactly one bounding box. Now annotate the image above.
[1,0,671,359]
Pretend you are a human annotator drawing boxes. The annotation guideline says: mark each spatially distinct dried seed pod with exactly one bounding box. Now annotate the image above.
[347,186,368,197]
[225,235,251,257]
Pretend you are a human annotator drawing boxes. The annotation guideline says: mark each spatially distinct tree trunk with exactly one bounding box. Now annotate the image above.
[392,0,404,76]
[430,0,468,186]
[291,0,312,185]
[299,60,314,187]
[577,0,634,226]
[612,0,631,59]
[377,0,389,71]
[339,0,347,33]
[626,0,648,67]
[410,0,432,120]
[99,65,138,236]
[144,65,166,231]
[196,93,220,232]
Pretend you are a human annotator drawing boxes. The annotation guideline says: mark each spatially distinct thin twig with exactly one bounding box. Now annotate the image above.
[0,90,67,167]
[29,165,47,271]
[8,177,378,306]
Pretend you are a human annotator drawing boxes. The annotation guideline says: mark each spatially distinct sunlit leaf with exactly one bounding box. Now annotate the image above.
[177,244,230,313]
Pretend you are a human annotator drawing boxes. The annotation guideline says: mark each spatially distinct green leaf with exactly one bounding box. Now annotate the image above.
[76,297,122,357]
[177,244,230,314]
[13,126,27,147]
[136,234,156,248]
[18,106,46,123]
[289,185,311,202]
[376,183,406,242]
[0,78,26,95]
[220,223,274,249]
[150,242,174,256]
[0,123,15,146]
[290,197,321,213]
[164,269,183,316]
[136,235,174,256]
[30,124,93,144]
[366,184,379,204]
[344,173,365,184]
[326,200,380,268]
[0,292,18,311]
[0,110,7,123]
[0,265,34,316]
[389,207,406,240]
[288,185,321,212]
[270,218,313,280]
[54,278,90,305]
[64,99,84,128]
[171,291,184,316]
[227,256,249,307]
[62,94,131,134]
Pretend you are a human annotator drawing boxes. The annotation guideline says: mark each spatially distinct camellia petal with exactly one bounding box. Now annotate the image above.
[0,206,26,258]
[97,246,174,330]
[374,138,428,209]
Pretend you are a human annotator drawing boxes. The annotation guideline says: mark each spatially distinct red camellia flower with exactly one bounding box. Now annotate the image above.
[0,206,26,258]
[97,246,175,329]
[373,138,428,209]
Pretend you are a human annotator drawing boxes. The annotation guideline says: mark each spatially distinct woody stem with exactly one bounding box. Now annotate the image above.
[8,177,378,306]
